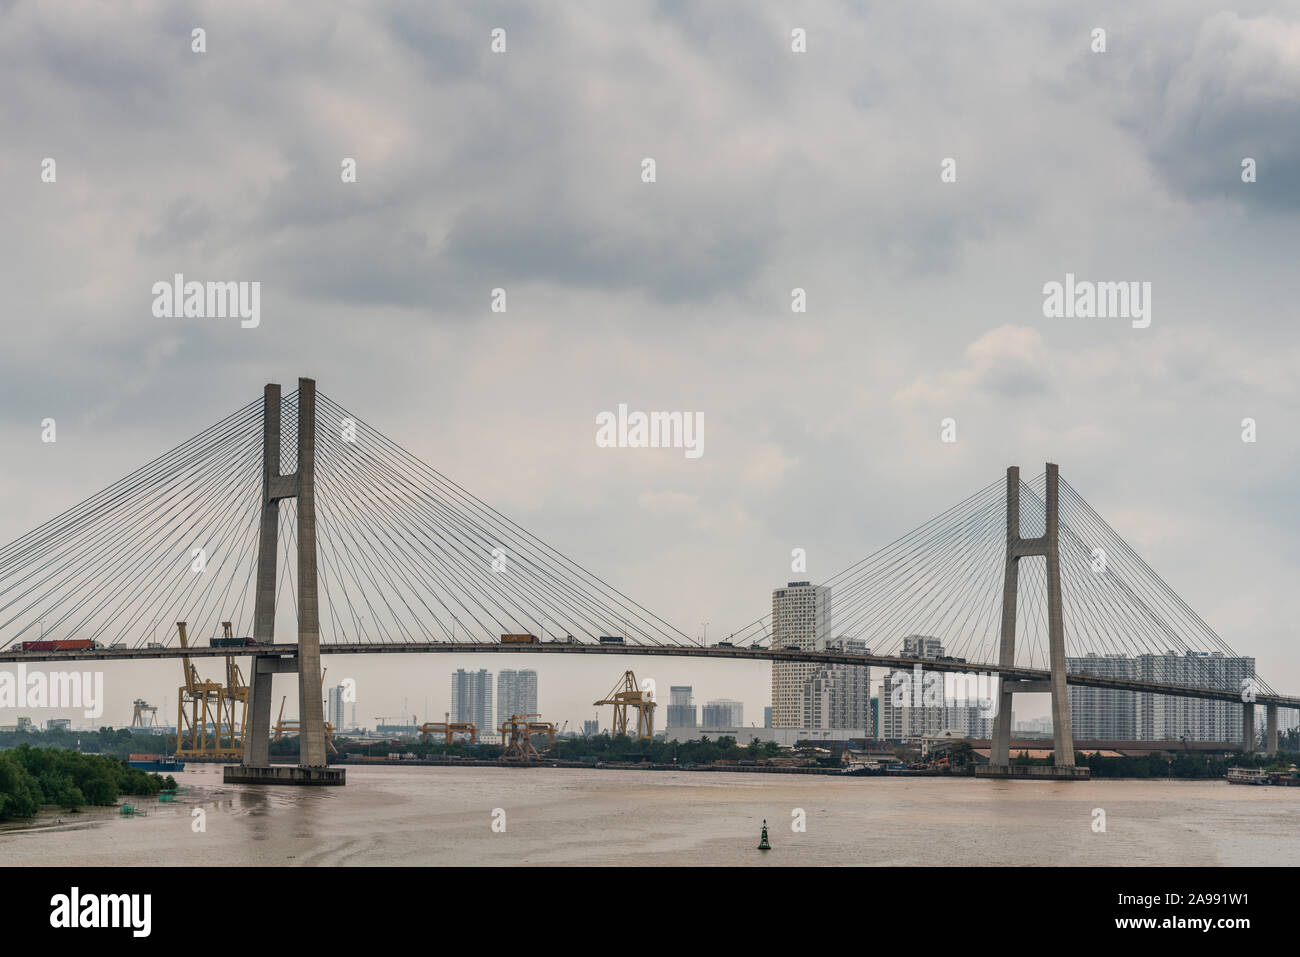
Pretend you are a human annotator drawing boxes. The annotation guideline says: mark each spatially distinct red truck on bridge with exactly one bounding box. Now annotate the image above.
[20,639,99,651]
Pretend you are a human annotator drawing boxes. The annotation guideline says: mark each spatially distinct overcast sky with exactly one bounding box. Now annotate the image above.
[2,0,1298,729]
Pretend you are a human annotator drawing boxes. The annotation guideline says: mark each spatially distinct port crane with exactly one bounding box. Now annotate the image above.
[272,667,336,752]
[131,699,158,728]
[594,671,656,739]
[174,621,247,759]
[416,721,479,745]
[498,714,558,761]
[217,622,248,754]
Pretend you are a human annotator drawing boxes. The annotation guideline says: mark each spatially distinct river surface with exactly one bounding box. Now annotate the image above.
[2,765,1297,865]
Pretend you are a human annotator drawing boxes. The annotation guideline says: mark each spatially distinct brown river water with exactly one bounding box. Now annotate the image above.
[2,764,1297,866]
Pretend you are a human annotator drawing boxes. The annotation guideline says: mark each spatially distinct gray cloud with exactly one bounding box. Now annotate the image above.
[1,0,1298,726]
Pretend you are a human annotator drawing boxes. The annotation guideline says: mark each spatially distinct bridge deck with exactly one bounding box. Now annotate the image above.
[1,643,1294,709]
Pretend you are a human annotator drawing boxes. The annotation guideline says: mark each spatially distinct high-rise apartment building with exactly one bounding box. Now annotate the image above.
[1067,651,1255,742]
[800,636,871,730]
[880,668,945,739]
[327,684,347,733]
[878,637,991,740]
[451,668,493,732]
[666,686,697,728]
[1066,654,1138,739]
[770,581,831,727]
[496,669,539,726]
[701,699,744,727]
[902,634,944,659]
[1137,651,1253,742]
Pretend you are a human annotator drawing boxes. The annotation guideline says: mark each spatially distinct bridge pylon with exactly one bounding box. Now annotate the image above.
[226,378,343,786]
[986,463,1085,778]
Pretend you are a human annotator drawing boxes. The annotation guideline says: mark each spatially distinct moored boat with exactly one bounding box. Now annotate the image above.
[127,754,186,773]
[1226,767,1271,785]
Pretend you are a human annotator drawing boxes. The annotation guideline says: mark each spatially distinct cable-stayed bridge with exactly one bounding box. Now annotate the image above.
[0,378,1293,782]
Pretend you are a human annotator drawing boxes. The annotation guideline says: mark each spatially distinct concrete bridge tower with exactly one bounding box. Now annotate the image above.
[225,378,344,785]
[983,463,1088,780]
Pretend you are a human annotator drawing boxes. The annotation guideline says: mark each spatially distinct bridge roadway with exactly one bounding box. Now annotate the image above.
[2,642,1296,711]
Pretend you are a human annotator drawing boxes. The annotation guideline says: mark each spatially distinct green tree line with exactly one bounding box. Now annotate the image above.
[0,745,173,820]
[1006,749,1295,778]
[325,733,784,765]
[0,726,176,759]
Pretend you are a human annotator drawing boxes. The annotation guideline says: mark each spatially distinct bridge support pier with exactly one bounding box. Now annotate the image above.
[243,384,281,769]
[228,378,343,786]
[983,464,1086,780]
[1242,702,1256,755]
[1266,704,1278,753]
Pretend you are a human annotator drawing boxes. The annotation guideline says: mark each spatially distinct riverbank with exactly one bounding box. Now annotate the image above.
[0,745,173,822]
[199,754,1297,782]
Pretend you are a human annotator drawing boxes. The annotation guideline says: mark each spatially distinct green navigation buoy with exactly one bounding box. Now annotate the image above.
[758,819,771,851]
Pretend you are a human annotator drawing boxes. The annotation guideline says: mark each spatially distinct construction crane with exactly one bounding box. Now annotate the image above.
[416,722,479,745]
[594,671,656,739]
[131,699,158,728]
[498,714,558,761]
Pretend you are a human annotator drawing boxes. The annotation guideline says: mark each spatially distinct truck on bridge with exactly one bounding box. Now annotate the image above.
[598,635,625,646]
[501,633,541,645]
[20,639,100,651]
[210,635,266,648]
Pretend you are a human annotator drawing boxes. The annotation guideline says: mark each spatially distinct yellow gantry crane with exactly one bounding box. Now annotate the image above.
[498,713,557,761]
[175,621,246,758]
[416,721,479,745]
[594,671,656,739]
[271,667,337,753]
[218,622,248,754]
[176,621,236,758]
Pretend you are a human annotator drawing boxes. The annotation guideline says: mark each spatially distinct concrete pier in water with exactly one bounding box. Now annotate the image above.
[224,765,345,785]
